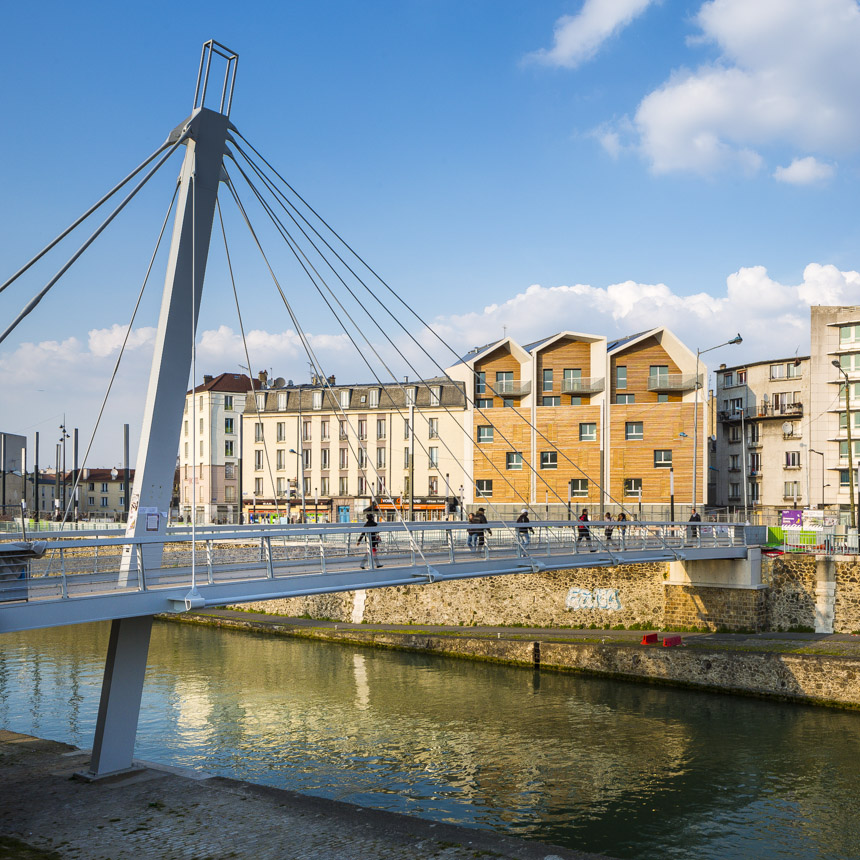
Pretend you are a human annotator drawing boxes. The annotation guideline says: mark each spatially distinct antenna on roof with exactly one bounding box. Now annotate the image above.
[503,325,507,338]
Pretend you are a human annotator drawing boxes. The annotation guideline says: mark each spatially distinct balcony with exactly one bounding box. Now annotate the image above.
[717,407,756,422]
[647,373,700,393]
[560,376,605,395]
[490,379,531,397]
[753,403,804,419]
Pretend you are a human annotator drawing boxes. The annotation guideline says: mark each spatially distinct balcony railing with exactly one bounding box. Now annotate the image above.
[647,373,700,393]
[488,380,531,397]
[754,403,803,419]
[717,407,756,422]
[561,376,605,395]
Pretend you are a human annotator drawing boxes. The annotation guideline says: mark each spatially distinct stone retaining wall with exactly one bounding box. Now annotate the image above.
[243,555,860,634]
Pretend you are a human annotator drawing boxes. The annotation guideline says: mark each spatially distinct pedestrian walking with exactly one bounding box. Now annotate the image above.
[467,512,479,551]
[358,511,382,569]
[577,509,591,545]
[688,508,701,541]
[516,508,534,548]
[604,512,614,543]
[473,507,490,549]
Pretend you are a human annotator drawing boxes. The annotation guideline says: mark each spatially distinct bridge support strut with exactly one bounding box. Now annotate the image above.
[88,615,154,777]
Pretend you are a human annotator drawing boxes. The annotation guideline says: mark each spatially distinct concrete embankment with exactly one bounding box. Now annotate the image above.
[0,730,603,860]
[173,609,860,709]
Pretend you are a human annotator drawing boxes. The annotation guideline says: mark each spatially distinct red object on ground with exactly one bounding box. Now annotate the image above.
[640,633,658,645]
[662,635,682,647]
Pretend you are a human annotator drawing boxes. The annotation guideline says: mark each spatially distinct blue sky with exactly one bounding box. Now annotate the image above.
[2,0,860,466]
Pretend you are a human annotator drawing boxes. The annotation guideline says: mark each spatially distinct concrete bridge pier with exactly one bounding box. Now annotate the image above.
[87,615,153,777]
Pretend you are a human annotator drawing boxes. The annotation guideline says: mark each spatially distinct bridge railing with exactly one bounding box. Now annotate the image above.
[0,520,757,606]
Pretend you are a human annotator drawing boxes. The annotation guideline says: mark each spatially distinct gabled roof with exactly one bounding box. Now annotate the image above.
[189,373,258,395]
[607,330,654,353]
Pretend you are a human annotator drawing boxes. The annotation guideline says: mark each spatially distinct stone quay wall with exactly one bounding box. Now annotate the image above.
[245,555,860,634]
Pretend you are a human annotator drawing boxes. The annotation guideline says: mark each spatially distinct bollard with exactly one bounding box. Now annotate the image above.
[640,633,658,645]
[662,634,682,647]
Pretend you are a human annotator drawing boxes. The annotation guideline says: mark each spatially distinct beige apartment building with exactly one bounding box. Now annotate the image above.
[242,376,467,523]
[447,327,706,516]
[178,373,257,524]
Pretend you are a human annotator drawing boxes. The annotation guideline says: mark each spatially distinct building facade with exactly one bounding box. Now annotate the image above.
[178,373,256,524]
[713,356,809,518]
[242,376,467,523]
[447,328,705,516]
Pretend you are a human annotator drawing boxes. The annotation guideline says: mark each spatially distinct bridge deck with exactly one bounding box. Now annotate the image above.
[0,520,754,633]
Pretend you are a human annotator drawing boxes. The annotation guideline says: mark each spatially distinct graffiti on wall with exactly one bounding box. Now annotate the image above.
[565,587,622,611]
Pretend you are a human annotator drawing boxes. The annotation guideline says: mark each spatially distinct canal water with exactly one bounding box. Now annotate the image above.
[2,621,860,860]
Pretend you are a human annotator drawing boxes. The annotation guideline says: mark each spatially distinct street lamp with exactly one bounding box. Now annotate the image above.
[289,448,307,523]
[693,335,742,509]
[833,359,856,528]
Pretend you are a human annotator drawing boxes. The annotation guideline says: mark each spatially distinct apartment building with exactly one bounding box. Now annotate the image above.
[178,373,257,524]
[713,357,809,516]
[242,376,467,522]
[77,468,136,520]
[447,328,705,514]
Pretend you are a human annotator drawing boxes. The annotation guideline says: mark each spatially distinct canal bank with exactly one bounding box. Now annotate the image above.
[172,608,860,709]
[0,730,603,860]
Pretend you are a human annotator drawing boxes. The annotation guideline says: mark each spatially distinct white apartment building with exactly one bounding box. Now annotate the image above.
[178,373,256,524]
[242,376,467,523]
[713,356,809,517]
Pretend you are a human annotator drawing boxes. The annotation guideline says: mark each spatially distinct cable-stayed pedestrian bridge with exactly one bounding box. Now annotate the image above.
[1,520,759,634]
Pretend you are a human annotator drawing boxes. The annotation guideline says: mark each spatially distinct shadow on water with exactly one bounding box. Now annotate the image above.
[2,620,860,860]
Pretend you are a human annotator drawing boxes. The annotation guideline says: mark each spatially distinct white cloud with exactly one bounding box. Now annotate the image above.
[611,0,860,175]
[88,324,157,357]
[773,156,836,185]
[526,0,657,69]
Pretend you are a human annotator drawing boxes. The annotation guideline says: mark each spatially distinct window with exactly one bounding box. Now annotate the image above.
[357,447,367,468]
[278,392,287,411]
[616,394,635,404]
[406,387,417,406]
[428,418,439,438]
[543,369,553,392]
[199,440,203,457]
[728,397,743,413]
[840,353,860,373]
[653,450,672,468]
[570,478,588,498]
[255,450,264,471]
[784,481,801,499]
[254,478,264,495]
[303,477,311,496]
[649,365,669,386]
[184,442,188,457]
[496,371,513,395]
[840,324,860,345]
[339,477,348,495]
[840,469,852,488]
[404,449,411,468]
[88,496,95,506]
[839,412,860,431]
[88,482,95,492]
[625,422,644,440]
[321,420,330,440]
[624,478,642,497]
[225,463,235,479]
[770,364,786,379]
[313,391,323,410]
[737,370,747,384]
[476,398,494,409]
[369,388,380,408]
[184,420,188,436]
[429,447,439,467]
[657,394,669,403]
[476,479,493,498]
[564,368,581,391]
[377,448,386,469]
[723,372,733,387]
[339,420,348,440]
[339,448,349,469]
[256,393,265,411]
[839,440,860,459]
[428,476,439,495]
[101,497,109,508]
[321,448,330,470]
[302,449,311,469]
[404,418,411,439]
[506,452,523,470]
[786,361,802,378]
[357,476,367,495]
[101,482,109,493]
[225,440,234,457]
[377,477,386,495]
[321,477,330,496]
[747,425,760,445]
[570,396,582,406]
[728,482,741,500]
[477,426,494,443]
[542,396,561,406]
[358,419,367,440]
[503,398,514,408]
[302,420,312,442]
[255,423,264,442]
[376,418,386,439]
[339,390,351,409]
[729,454,740,470]
[430,385,441,406]
[199,417,204,433]
[579,423,597,442]
[276,478,285,496]
[616,366,627,389]
[224,417,234,435]
[276,422,285,442]
[541,451,557,469]
[785,451,800,468]
[475,372,486,395]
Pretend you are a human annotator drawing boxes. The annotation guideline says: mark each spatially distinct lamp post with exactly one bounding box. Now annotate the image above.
[810,449,825,510]
[59,420,70,514]
[289,448,306,523]
[833,359,856,528]
[693,335,742,509]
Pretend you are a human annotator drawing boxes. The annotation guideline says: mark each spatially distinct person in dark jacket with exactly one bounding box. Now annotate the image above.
[358,511,382,569]
[688,508,701,540]
[516,508,534,548]
[577,509,591,544]
[473,507,490,549]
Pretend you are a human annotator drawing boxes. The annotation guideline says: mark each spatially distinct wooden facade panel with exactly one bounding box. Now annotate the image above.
[536,340,594,405]
[610,336,682,404]
[475,347,526,406]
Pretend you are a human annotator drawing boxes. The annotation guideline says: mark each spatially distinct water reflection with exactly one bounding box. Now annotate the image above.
[1,620,860,860]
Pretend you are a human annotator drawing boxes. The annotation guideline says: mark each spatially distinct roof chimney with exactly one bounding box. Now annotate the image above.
[203,374,213,383]
[258,370,268,389]
[328,375,336,385]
